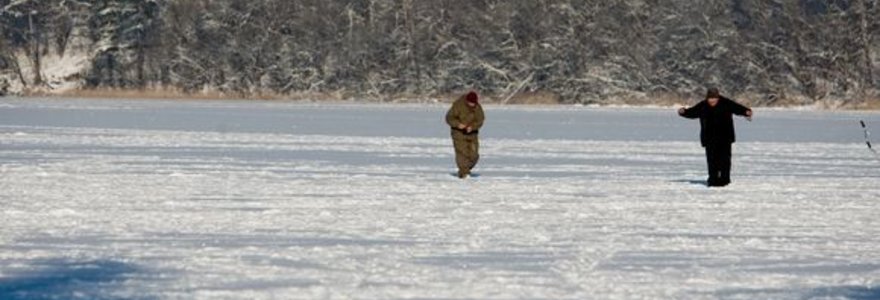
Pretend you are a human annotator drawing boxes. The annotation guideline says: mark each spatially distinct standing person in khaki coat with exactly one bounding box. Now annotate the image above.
[446,91,485,178]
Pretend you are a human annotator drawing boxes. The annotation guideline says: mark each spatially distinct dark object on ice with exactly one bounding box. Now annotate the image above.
[678,88,753,187]
[446,91,485,179]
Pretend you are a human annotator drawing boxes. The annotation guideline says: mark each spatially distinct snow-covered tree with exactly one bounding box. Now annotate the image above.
[85,0,162,88]
[0,0,61,86]
[1,0,877,104]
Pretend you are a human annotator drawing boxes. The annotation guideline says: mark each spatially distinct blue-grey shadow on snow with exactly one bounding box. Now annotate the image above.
[413,250,561,273]
[671,179,708,186]
[0,259,143,300]
[806,286,880,300]
[714,285,880,300]
[448,172,481,178]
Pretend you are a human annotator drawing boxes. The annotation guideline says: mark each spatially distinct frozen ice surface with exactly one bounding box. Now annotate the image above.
[1,98,879,299]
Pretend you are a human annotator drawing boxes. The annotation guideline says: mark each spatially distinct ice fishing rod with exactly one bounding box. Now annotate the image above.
[861,120,878,155]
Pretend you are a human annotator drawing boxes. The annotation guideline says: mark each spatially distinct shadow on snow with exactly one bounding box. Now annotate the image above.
[0,259,143,300]
[671,179,708,187]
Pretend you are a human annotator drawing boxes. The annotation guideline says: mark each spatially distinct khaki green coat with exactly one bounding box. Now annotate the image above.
[445,97,485,176]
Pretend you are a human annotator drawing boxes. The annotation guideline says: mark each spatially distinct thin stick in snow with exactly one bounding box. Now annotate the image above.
[861,120,877,154]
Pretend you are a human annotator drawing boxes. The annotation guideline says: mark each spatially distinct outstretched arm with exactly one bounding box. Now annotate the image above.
[727,98,753,121]
[678,102,703,119]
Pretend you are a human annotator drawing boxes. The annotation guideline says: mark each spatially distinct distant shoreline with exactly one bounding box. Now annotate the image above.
[5,88,880,111]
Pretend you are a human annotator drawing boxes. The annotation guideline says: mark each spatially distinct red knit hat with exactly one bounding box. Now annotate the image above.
[466,91,479,104]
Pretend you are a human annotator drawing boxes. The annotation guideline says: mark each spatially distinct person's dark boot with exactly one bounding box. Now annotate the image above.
[708,180,729,187]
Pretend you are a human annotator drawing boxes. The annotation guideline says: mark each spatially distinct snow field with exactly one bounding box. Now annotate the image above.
[1,98,879,299]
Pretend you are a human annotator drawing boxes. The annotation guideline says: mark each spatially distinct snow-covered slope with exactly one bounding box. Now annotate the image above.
[2,51,89,95]
[1,98,879,299]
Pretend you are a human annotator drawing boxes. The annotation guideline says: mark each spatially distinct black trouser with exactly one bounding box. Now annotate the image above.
[705,143,732,186]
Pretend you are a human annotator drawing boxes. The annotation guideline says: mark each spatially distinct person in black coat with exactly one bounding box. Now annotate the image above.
[678,88,753,187]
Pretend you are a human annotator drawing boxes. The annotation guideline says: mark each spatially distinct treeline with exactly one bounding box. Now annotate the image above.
[1,0,878,104]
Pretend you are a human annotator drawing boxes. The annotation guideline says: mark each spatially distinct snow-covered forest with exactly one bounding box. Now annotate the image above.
[1,0,879,105]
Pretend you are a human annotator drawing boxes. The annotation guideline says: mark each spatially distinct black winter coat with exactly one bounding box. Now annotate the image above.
[680,97,751,147]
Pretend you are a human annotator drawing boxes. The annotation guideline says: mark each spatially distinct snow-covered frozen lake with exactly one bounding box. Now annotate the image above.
[1,98,879,299]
